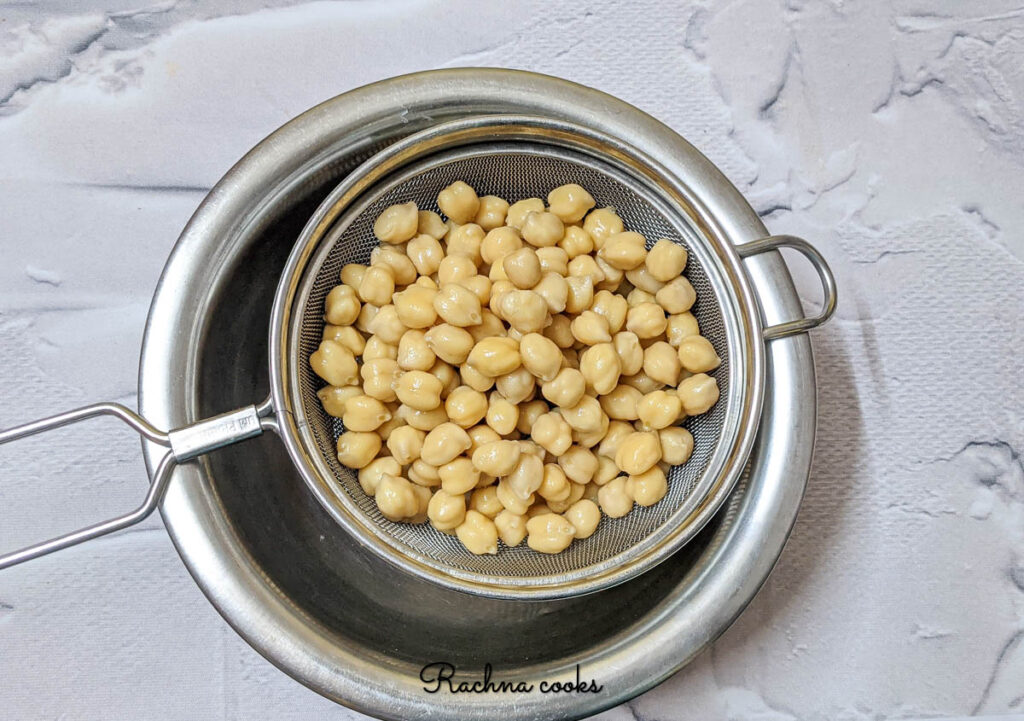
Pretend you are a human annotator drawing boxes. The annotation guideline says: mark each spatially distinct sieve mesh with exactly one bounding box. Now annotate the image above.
[295,150,730,579]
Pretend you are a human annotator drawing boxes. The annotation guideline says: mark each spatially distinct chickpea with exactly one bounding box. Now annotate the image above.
[626,302,667,339]
[598,384,642,421]
[627,288,657,307]
[374,202,419,244]
[418,422,472,466]
[599,231,647,270]
[371,245,417,286]
[535,246,569,275]
[367,304,407,344]
[485,393,519,435]
[597,420,634,459]
[571,310,612,345]
[417,210,448,239]
[460,362,496,393]
[415,275,438,290]
[666,312,700,346]
[625,266,664,295]
[376,408,404,442]
[467,336,521,377]
[562,499,600,539]
[355,302,379,334]
[516,399,550,434]
[494,510,527,547]
[310,340,359,387]
[590,290,628,333]
[531,411,573,455]
[472,195,508,230]
[403,236,444,279]
[362,335,397,362]
[579,343,622,395]
[582,207,624,248]
[622,370,663,395]
[373,473,418,521]
[437,181,480,224]
[317,385,362,418]
[544,182,594,222]
[597,476,633,518]
[393,370,443,411]
[467,309,506,343]
[659,427,694,465]
[408,459,441,487]
[571,407,610,449]
[559,446,599,484]
[558,225,594,259]
[540,367,586,408]
[431,359,461,398]
[417,326,468,367]
[526,513,576,554]
[480,226,523,265]
[564,275,595,314]
[446,223,486,265]
[503,247,542,289]
[341,394,392,432]
[521,211,564,247]
[397,403,448,431]
[644,341,682,386]
[488,279,514,314]
[325,285,361,326]
[433,283,483,327]
[538,463,572,502]
[655,276,697,314]
[506,197,545,229]
[594,255,625,289]
[677,373,719,415]
[568,254,606,286]
[543,313,575,348]
[634,390,682,431]
[495,366,536,405]
[323,324,366,356]
[677,335,721,373]
[614,431,661,475]
[340,263,367,291]
[358,456,401,496]
[611,331,645,376]
[468,488,504,522]
[467,424,501,453]
[437,255,477,286]
[626,466,668,507]
[336,430,382,469]
[396,330,435,371]
[472,440,522,476]
[445,386,488,428]
[496,479,533,516]
[498,290,549,334]
[645,239,688,281]
[438,457,480,495]
[385,425,425,465]
[562,395,605,433]
[456,510,499,554]
[593,455,620,486]
[517,333,562,383]
[360,358,399,401]
[388,288,436,335]
[533,272,569,314]
[426,489,467,531]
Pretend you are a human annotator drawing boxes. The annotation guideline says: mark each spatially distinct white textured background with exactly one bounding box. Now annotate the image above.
[1,1,1022,719]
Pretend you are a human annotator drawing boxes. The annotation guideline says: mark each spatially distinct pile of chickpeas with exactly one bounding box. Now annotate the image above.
[309,180,721,556]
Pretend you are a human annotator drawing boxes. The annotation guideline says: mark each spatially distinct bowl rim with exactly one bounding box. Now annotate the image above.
[139,68,815,721]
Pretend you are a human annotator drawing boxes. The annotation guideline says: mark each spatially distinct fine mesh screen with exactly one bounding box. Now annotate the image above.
[295,150,730,580]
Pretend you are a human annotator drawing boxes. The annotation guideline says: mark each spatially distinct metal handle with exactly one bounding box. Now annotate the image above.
[0,403,264,570]
[737,234,837,340]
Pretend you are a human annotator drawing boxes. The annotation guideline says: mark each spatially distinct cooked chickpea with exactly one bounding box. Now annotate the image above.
[590,290,628,334]
[386,425,425,465]
[626,466,668,507]
[625,302,667,339]
[431,359,460,398]
[579,343,622,395]
[427,489,467,531]
[437,181,480,224]
[594,255,624,289]
[526,513,576,554]
[417,210,448,239]
[614,431,662,475]
[467,337,521,377]
[445,386,488,428]
[506,198,545,229]
[367,304,408,344]
[622,370,662,394]
[397,330,435,371]
[360,358,399,401]
[472,440,522,476]
[655,276,697,314]
[532,272,569,314]
[582,207,624,247]
[437,255,477,286]
[310,340,359,386]
[456,510,499,554]
[659,427,694,465]
[419,323,471,366]
[546,182,594,222]
[469,488,504,521]
[572,409,610,449]
[408,459,441,487]
[645,239,688,281]
[374,474,419,521]
[612,331,645,376]
[677,335,721,373]
[599,231,648,270]
[644,341,682,386]
[467,309,506,343]
[495,367,536,405]
[355,302,378,334]
[666,312,700,346]
[342,394,392,432]
[599,384,643,421]
[494,510,527,547]
[531,411,573,455]
[485,393,519,435]
[405,235,445,278]
[394,370,443,411]
[559,446,599,484]
[436,457,478,495]
[371,245,417,285]
[373,202,419,244]
[362,335,397,362]
[323,324,366,356]
[340,263,367,291]
[535,246,569,275]
[503,247,542,289]
[521,211,564,247]
[625,266,664,295]
[562,395,605,433]
[434,283,483,327]
[543,314,575,349]
[568,254,605,286]
[570,310,611,346]
[538,463,572,502]
[563,499,601,539]
[397,403,448,431]
[446,223,486,265]
[467,424,501,453]
[317,384,362,417]
[636,390,683,431]
[559,225,594,259]
[359,456,402,496]
[336,431,382,469]
[626,288,657,307]
[496,479,533,516]
[540,367,586,408]
[488,279,514,314]
[325,285,361,326]
[498,290,549,334]
[593,455,620,486]
[419,422,472,466]
[564,275,595,314]
[516,399,550,435]
[518,333,563,382]
[459,362,495,393]
[457,274,491,306]
[677,373,719,415]
[597,476,633,517]
[480,226,523,265]
[474,195,509,230]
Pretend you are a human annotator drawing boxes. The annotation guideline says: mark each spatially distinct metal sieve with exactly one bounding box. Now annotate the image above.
[0,113,834,600]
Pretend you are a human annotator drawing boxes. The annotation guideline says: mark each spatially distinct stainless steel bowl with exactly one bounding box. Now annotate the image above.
[135,69,818,720]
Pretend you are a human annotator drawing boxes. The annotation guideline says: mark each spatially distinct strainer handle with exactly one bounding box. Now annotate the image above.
[0,403,264,570]
[737,234,838,340]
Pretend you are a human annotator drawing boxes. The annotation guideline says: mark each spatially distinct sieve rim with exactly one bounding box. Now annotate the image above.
[268,114,766,599]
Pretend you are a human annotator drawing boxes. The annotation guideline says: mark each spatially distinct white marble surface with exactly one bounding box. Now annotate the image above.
[1,1,1022,719]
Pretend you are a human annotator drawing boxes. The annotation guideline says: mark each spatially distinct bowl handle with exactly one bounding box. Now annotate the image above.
[737,234,838,340]
[0,403,265,569]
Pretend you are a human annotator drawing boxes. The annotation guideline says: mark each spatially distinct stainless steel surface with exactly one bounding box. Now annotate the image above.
[270,114,765,598]
[737,234,838,340]
[168,405,263,461]
[138,69,819,720]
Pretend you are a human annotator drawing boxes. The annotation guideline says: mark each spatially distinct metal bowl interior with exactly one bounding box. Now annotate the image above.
[139,69,815,721]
